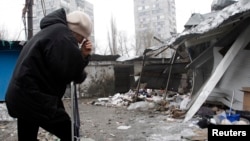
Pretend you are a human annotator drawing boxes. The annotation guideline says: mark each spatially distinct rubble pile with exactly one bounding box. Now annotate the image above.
[91,89,191,119]
[91,89,250,126]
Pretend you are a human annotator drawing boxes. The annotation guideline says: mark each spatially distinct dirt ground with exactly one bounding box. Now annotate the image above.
[0,98,205,141]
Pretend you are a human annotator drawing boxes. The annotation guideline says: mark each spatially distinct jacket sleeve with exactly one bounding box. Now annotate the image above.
[43,35,89,84]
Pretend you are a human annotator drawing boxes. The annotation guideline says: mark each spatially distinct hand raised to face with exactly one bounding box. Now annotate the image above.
[80,39,92,57]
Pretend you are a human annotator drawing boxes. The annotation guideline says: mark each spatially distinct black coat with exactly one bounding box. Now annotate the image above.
[5,8,89,122]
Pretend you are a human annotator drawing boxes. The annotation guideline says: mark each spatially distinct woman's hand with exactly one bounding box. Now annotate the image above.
[80,40,92,57]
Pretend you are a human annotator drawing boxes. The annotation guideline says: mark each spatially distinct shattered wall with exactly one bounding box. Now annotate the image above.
[79,62,115,98]
[73,55,191,98]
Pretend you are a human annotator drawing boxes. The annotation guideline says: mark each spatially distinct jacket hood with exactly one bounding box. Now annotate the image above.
[40,8,67,29]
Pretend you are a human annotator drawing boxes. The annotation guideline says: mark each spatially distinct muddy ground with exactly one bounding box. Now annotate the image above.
[0,98,206,141]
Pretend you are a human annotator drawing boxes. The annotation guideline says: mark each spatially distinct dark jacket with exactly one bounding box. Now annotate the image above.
[5,8,89,122]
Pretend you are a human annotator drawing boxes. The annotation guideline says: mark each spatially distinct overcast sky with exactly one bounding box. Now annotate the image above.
[0,0,213,45]
[0,0,25,40]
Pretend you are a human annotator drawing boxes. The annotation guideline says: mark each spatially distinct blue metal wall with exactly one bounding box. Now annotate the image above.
[0,41,22,101]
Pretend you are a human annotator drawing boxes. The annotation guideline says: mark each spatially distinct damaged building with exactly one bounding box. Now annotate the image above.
[78,51,191,98]
[141,0,250,121]
[76,2,250,122]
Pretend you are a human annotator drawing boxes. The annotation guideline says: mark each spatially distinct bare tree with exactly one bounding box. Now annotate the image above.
[107,15,118,55]
[135,30,154,55]
[106,15,137,56]
[0,25,9,40]
[0,24,25,41]
[117,31,124,56]
[107,30,113,55]
[129,35,137,55]
[92,40,97,54]
[117,31,131,56]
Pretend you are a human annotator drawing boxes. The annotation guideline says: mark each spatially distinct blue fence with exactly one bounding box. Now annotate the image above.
[0,40,23,101]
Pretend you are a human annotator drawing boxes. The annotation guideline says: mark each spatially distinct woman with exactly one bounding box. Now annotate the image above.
[5,8,93,141]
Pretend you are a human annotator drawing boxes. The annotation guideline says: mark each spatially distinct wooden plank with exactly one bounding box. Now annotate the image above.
[184,25,250,122]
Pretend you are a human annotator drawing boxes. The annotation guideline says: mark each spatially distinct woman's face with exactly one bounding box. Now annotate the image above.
[73,32,85,44]
[72,31,86,48]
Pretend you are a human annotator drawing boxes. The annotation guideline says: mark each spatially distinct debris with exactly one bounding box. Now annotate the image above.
[117,125,131,130]
[171,109,186,119]
[179,95,191,110]
[109,133,115,137]
[181,128,207,141]
[127,101,155,111]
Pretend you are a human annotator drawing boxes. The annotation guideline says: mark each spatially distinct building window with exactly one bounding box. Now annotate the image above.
[139,12,144,16]
[138,6,142,11]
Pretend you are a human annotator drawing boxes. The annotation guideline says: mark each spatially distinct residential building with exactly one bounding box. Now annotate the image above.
[133,0,176,57]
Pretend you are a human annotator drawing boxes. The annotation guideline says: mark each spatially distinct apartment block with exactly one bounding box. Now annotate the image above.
[134,0,176,56]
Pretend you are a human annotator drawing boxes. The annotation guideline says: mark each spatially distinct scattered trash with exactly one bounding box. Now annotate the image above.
[117,125,131,130]
[127,101,155,111]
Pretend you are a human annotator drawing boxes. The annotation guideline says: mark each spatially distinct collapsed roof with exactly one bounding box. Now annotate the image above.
[141,1,250,122]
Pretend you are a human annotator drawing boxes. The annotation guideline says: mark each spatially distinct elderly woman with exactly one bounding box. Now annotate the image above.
[5,8,93,141]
